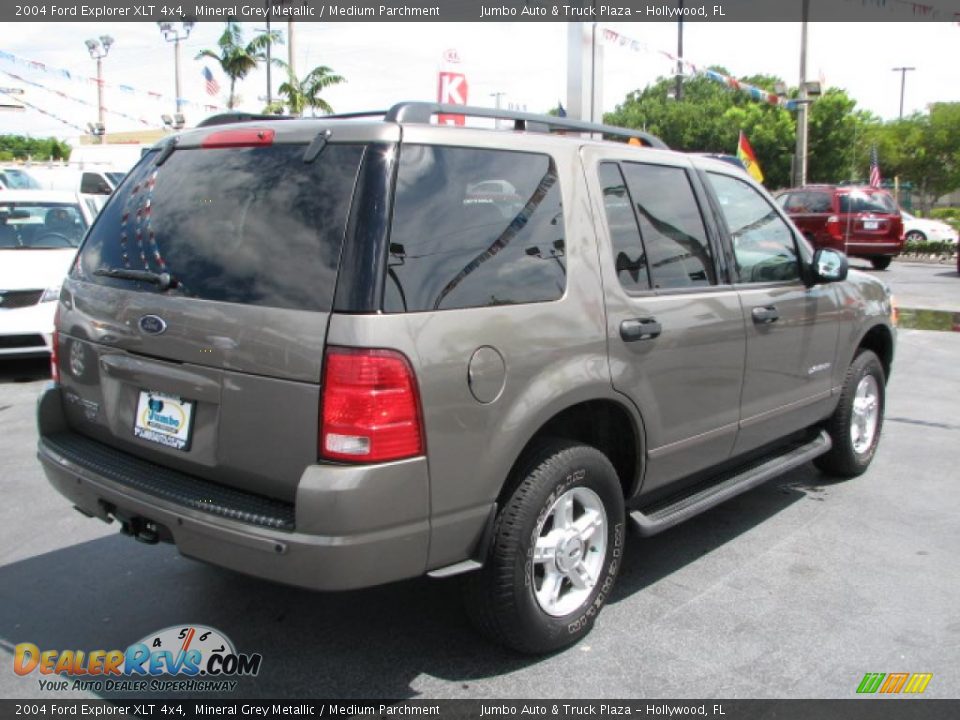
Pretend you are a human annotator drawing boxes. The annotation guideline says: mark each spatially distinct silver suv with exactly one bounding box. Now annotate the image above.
[37,103,894,654]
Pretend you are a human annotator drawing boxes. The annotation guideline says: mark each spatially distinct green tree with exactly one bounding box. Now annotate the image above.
[806,88,859,184]
[605,71,866,190]
[196,21,281,110]
[853,104,960,212]
[604,69,797,188]
[267,60,345,116]
[0,135,70,160]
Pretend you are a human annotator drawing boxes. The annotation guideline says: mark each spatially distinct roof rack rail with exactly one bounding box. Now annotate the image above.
[383,101,668,149]
[196,112,294,128]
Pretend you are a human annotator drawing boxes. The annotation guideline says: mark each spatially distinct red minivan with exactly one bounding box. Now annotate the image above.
[775,185,904,270]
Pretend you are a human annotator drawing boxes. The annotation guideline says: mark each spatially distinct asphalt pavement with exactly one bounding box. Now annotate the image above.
[0,260,957,700]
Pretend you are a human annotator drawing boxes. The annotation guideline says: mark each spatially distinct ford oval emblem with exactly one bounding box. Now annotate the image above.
[139,315,167,335]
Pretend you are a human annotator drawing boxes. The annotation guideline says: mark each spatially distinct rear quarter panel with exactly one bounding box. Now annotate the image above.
[324,128,631,570]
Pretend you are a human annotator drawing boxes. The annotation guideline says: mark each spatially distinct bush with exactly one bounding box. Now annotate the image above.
[903,240,956,256]
[930,207,960,222]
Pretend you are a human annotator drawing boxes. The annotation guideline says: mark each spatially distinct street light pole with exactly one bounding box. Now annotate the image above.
[891,66,915,119]
[84,35,113,144]
[793,0,810,187]
[158,22,195,118]
[676,0,684,102]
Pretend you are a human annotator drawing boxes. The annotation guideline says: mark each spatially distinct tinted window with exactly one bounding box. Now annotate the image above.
[620,163,715,289]
[76,144,363,312]
[839,190,896,214]
[781,191,832,213]
[708,173,800,283]
[599,162,650,291]
[0,202,86,248]
[385,145,566,313]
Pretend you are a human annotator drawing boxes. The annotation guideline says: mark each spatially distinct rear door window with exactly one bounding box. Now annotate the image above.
[598,162,650,292]
[385,145,566,313]
[780,191,832,213]
[75,144,364,312]
[619,162,715,289]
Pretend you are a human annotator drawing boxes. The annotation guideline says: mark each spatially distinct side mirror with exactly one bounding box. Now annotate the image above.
[812,247,848,283]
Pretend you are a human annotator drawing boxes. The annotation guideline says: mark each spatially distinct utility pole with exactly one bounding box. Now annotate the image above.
[891,66,915,119]
[793,0,810,187]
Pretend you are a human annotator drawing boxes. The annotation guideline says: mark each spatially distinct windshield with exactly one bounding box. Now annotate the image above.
[0,169,41,190]
[106,172,126,187]
[0,202,86,248]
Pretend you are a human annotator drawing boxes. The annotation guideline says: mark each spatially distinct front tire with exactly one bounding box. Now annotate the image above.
[870,256,893,270]
[463,441,625,654]
[814,350,886,478]
[904,230,926,243]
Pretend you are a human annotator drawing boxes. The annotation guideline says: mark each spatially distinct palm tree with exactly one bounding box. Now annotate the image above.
[195,21,282,110]
[272,60,345,117]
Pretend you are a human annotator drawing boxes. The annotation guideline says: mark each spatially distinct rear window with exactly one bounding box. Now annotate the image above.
[839,190,896,214]
[75,144,363,311]
[384,145,566,313]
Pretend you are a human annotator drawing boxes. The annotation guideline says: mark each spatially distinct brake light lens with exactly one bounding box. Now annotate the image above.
[50,303,61,384]
[825,215,843,242]
[201,128,275,149]
[320,347,424,463]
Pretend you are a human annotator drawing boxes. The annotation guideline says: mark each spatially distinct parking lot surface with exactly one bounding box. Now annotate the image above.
[1,261,958,699]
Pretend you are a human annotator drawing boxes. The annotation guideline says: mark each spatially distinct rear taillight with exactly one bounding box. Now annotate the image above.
[320,347,424,463]
[825,215,843,242]
[50,303,60,384]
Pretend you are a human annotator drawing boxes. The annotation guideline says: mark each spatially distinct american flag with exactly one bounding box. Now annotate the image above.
[202,66,220,97]
[869,145,882,188]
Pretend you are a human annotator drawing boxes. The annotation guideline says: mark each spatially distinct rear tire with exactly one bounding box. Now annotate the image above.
[870,256,893,270]
[463,440,625,654]
[814,350,886,478]
[904,230,926,243]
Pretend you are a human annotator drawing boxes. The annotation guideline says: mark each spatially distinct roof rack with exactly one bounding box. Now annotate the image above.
[194,103,668,150]
[384,102,669,149]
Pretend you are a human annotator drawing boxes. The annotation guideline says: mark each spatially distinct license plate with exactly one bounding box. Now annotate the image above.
[134,391,195,451]
[863,220,879,230]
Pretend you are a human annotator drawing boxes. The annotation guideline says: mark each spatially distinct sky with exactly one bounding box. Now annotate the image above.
[1,17,958,146]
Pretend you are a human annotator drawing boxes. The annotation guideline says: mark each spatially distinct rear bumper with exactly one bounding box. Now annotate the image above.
[36,384,431,591]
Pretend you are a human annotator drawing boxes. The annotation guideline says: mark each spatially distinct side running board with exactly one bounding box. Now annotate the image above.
[630,430,832,537]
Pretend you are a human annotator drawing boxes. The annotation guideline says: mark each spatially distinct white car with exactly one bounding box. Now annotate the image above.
[0,191,95,357]
[0,167,41,190]
[901,210,958,245]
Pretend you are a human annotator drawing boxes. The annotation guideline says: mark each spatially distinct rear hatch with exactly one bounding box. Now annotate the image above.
[836,189,903,248]
[56,136,365,502]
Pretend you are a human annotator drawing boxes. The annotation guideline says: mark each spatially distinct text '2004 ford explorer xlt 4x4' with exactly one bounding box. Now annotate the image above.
[37,103,895,654]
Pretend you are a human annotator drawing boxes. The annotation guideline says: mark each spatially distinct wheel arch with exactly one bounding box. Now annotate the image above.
[497,397,645,507]
[856,322,894,381]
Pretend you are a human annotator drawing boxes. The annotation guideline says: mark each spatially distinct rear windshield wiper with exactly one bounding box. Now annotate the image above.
[93,267,178,291]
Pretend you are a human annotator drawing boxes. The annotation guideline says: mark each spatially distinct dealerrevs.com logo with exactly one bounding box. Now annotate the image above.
[13,625,262,693]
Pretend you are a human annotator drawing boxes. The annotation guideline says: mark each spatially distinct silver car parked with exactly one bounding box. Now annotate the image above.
[37,103,894,653]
